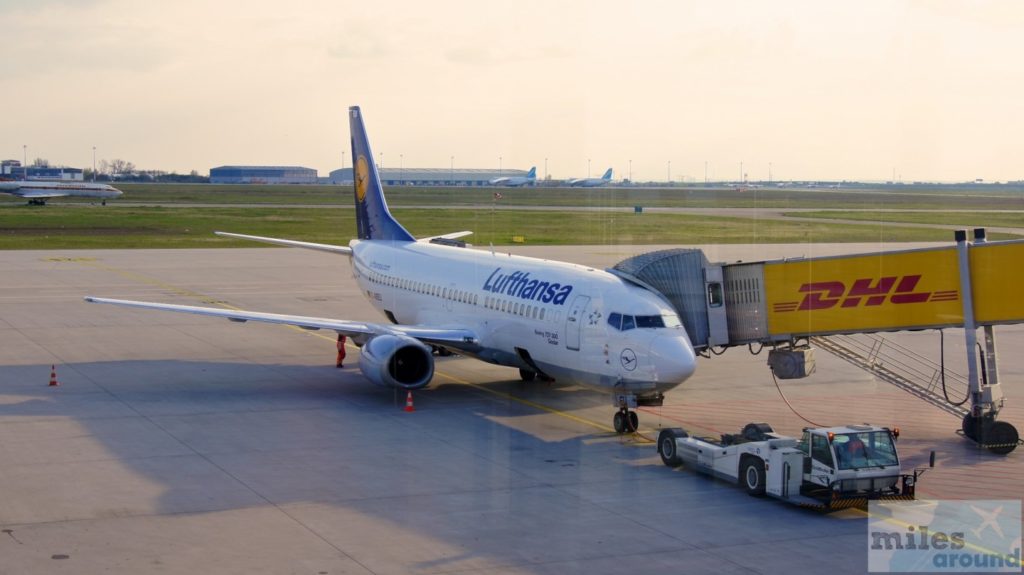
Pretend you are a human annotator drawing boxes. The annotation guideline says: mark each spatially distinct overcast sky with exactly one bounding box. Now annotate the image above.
[2,1,1022,182]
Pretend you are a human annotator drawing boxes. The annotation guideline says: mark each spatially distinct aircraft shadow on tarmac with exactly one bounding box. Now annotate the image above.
[0,359,903,572]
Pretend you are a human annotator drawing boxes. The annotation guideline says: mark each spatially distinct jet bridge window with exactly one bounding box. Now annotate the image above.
[707,282,723,308]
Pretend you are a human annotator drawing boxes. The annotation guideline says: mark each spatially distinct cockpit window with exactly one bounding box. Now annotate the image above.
[607,312,622,330]
[608,312,681,331]
[621,314,636,331]
[635,315,665,328]
[662,314,683,328]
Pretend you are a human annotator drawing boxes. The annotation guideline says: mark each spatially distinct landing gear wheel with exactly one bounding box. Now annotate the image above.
[984,421,1019,455]
[628,411,639,431]
[742,458,766,497]
[613,411,626,434]
[658,429,683,467]
[518,368,536,382]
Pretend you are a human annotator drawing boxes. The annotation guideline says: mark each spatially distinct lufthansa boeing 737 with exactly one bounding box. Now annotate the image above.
[86,107,696,432]
[0,180,123,205]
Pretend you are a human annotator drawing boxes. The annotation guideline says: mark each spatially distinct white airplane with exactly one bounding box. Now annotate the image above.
[489,166,536,187]
[85,106,697,432]
[568,168,613,187]
[0,180,123,205]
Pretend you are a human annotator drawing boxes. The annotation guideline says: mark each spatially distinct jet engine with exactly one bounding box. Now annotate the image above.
[358,334,435,389]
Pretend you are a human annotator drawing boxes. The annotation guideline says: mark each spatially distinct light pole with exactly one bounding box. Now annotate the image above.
[544,157,547,180]
[92,146,96,182]
[667,160,671,184]
[450,156,454,186]
[399,154,403,185]
[704,161,708,185]
[499,156,502,177]
[587,158,591,178]
[628,159,632,183]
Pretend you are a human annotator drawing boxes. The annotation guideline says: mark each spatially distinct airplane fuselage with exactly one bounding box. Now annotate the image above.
[0,180,123,202]
[349,239,697,397]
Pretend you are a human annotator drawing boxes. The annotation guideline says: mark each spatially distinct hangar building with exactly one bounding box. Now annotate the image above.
[210,166,318,184]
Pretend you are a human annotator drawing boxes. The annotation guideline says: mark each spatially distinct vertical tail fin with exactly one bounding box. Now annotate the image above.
[526,166,536,179]
[602,168,613,180]
[349,106,415,241]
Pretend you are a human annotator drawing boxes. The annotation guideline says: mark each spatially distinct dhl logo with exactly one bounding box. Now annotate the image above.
[773,275,958,313]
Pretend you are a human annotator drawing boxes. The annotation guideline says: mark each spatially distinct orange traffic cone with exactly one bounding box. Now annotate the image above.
[48,364,60,387]
[404,391,415,412]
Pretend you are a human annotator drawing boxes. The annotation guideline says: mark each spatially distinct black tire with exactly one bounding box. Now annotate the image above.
[742,458,767,497]
[613,411,626,434]
[983,421,1019,455]
[628,411,639,431]
[518,368,537,382]
[658,429,683,467]
[962,413,982,441]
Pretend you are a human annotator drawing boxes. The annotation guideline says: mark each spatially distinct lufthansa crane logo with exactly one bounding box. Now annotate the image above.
[620,348,637,371]
[355,156,370,203]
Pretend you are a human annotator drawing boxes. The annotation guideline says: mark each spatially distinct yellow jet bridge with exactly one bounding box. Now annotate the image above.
[612,229,1020,454]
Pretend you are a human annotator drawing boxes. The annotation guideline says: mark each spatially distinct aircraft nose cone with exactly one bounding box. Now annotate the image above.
[649,335,697,383]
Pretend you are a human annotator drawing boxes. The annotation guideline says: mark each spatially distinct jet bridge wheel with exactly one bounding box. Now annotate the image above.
[983,421,1019,455]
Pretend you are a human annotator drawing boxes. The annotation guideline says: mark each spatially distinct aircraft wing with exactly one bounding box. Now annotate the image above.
[83,297,481,351]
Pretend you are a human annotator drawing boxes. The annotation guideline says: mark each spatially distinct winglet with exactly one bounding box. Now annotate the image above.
[349,106,415,241]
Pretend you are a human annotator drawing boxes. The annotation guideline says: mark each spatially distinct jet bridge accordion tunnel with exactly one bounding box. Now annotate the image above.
[610,229,1021,454]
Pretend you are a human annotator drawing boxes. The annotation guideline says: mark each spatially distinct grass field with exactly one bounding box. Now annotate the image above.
[5,182,1024,210]
[1,204,1017,250]
[3,183,1022,249]
[782,210,1024,228]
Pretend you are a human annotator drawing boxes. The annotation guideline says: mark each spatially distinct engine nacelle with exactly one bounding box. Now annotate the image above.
[358,334,435,390]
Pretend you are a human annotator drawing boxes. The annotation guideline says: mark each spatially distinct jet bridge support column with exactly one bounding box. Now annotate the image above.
[958,228,1017,454]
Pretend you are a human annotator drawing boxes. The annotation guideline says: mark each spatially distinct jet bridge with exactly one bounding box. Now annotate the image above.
[610,229,1021,454]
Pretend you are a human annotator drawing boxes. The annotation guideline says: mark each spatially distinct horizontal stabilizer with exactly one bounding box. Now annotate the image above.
[215,231,352,255]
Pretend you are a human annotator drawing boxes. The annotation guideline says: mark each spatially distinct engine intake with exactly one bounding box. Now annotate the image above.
[358,334,435,389]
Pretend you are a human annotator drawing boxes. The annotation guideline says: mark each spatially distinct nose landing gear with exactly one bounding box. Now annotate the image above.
[613,408,639,434]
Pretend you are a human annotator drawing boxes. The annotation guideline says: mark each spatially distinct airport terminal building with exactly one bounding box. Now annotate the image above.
[209,165,318,184]
[2,161,84,181]
[328,167,529,186]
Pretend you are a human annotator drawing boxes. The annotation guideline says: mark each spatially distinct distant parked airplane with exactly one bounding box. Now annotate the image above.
[0,180,123,205]
[489,167,536,187]
[568,168,613,187]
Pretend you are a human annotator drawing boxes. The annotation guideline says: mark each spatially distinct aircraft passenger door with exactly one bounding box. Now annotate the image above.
[564,295,590,351]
